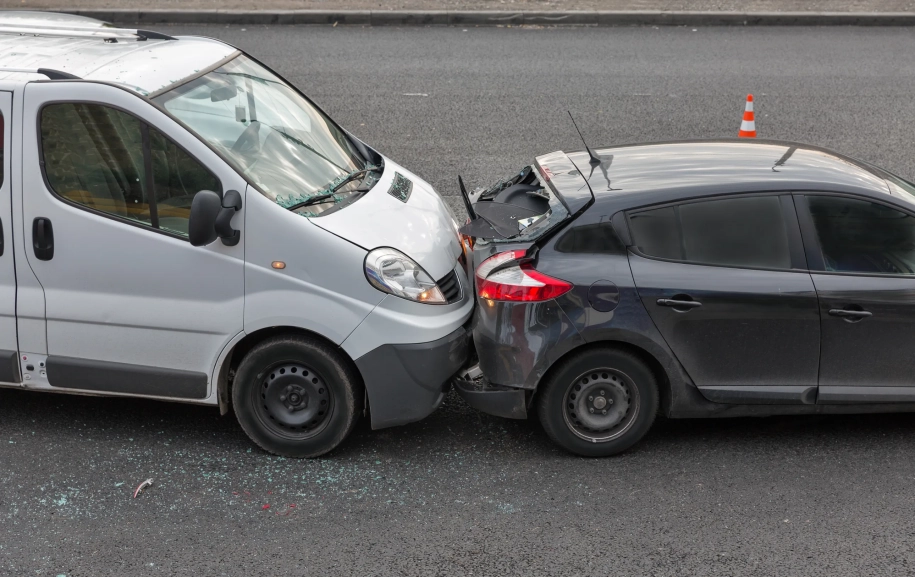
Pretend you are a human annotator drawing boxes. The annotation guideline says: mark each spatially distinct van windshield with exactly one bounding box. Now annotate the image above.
[154,54,375,215]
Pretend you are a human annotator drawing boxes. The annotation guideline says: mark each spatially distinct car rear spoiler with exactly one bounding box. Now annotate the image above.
[458,150,594,240]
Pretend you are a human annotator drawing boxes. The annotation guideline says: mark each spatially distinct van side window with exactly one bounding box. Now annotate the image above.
[40,103,221,237]
[148,128,221,236]
[629,196,791,269]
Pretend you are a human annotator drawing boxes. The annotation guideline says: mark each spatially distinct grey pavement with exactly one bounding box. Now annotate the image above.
[4,24,915,576]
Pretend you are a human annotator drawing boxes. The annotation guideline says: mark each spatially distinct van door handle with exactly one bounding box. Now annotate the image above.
[828,308,872,320]
[32,217,54,261]
[0,216,4,257]
[657,298,702,309]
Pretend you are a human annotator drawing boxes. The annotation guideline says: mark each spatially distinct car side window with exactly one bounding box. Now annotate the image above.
[40,103,221,238]
[629,195,791,269]
[807,196,915,275]
[554,222,625,254]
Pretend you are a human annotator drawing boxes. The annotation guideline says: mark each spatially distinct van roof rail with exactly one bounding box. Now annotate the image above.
[0,67,80,80]
[0,24,176,42]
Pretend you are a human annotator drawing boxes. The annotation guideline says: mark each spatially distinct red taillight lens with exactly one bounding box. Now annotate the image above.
[475,250,572,302]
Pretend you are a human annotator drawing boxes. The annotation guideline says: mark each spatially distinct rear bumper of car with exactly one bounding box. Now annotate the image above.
[355,324,471,429]
[453,363,528,419]
[472,297,585,390]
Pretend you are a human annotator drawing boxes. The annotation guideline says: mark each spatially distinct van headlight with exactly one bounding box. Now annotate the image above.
[364,247,446,304]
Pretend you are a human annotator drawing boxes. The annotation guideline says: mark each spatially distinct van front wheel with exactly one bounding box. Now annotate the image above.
[232,335,362,458]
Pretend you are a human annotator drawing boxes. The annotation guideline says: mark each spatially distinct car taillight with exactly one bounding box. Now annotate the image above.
[475,250,572,302]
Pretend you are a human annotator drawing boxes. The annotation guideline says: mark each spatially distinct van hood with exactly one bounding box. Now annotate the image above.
[308,158,462,281]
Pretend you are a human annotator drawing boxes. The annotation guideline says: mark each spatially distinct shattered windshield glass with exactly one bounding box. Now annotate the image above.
[154,54,376,216]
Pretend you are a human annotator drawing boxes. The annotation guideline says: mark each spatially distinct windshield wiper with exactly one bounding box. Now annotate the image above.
[286,166,382,211]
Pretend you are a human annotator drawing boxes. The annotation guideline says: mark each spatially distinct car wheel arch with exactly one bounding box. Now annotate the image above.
[217,326,365,416]
[530,339,673,417]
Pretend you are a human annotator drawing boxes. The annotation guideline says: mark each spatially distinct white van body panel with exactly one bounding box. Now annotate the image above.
[310,159,462,281]
[243,189,383,344]
[0,91,16,363]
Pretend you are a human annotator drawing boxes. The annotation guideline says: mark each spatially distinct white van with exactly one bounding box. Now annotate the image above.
[0,11,473,457]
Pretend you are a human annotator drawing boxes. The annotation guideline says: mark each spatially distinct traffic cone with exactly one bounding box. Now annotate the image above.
[738,94,756,138]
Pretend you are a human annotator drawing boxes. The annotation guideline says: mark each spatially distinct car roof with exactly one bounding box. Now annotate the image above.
[565,139,903,212]
[0,11,236,96]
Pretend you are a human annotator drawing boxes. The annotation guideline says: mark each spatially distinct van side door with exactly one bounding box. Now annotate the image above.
[18,81,247,400]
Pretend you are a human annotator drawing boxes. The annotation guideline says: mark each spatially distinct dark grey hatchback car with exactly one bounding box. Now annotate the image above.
[455,139,915,457]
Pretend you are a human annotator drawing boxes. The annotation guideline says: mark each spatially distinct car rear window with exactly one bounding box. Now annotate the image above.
[629,195,791,269]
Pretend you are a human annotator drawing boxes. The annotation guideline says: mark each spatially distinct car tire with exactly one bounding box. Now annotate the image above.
[537,347,658,457]
[232,334,362,458]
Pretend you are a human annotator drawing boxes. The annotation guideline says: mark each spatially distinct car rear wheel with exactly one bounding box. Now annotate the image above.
[233,335,362,458]
[537,347,658,457]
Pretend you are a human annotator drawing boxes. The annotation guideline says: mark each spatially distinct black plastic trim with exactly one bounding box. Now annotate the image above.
[357,325,470,429]
[698,385,817,405]
[136,29,177,41]
[0,349,20,383]
[818,386,915,404]
[46,356,207,399]
[780,193,808,270]
[31,217,53,260]
[36,68,80,81]
[453,379,528,419]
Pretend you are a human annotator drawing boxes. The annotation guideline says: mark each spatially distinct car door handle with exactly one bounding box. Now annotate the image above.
[828,308,872,319]
[32,217,54,261]
[657,298,702,309]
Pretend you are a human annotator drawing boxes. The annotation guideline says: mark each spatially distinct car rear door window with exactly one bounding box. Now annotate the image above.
[629,196,791,269]
[807,196,915,275]
[40,103,221,237]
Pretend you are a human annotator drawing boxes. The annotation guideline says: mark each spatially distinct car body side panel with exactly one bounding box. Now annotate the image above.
[473,296,585,390]
[627,255,821,391]
[535,232,705,417]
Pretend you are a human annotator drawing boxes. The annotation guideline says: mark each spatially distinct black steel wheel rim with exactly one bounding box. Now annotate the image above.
[254,362,333,439]
[562,367,640,442]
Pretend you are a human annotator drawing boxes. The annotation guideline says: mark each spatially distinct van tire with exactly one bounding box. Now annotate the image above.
[232,335,362,458]
[536,347,658,457]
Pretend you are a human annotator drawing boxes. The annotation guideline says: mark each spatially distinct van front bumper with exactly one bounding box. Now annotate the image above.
[355,324,471,429]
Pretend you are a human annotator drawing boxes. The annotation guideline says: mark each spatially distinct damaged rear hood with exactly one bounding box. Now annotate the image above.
[460,150,594,241]
[309,159,462,281]
[535,150,594,216]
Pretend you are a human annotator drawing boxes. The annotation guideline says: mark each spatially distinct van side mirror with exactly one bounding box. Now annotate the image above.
[189,190,243,247]
[189,190,221,246]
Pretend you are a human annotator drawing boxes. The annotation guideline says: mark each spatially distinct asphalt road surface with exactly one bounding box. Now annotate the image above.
[5,25,915,577]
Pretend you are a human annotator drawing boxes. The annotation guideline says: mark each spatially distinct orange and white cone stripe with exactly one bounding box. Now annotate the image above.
[738,94,756,138]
